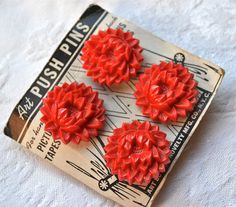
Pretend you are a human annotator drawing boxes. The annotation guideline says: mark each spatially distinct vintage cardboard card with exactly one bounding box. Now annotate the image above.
[4,4,224,207]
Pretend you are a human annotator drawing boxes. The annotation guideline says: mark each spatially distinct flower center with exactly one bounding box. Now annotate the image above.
[105,49,115,59]
[132,147,143,154]
[67,104,80,116]
[149,82,172,101]
[159,83,170,94]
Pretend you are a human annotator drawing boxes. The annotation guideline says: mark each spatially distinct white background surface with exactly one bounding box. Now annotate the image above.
[0,0,235,206]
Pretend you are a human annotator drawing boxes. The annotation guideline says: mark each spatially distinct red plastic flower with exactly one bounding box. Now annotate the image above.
[81,28,143,86]
[104,120,171,185]
[135,62,198,123]
[40,82,105,144]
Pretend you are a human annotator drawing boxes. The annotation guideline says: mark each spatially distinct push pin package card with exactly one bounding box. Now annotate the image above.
[4,5,224,207]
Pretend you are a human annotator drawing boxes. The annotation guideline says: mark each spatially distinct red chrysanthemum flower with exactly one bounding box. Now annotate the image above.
[104,120,171,185]
[81,28,143,86]
[135,62,198,123]
[40,82,105,144]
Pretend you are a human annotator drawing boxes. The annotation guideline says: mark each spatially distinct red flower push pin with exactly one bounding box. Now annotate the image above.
[104,120,171,185]
[135,61,198,123]
[40,82,105,144]
[81,28,143,86]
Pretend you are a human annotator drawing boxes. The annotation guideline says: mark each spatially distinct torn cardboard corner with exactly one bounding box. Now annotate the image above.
[4,4,224,207]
